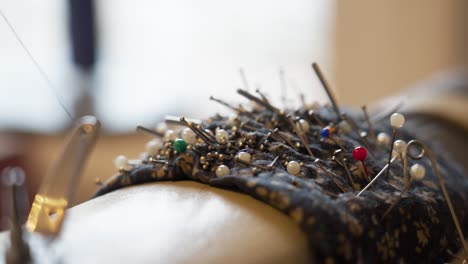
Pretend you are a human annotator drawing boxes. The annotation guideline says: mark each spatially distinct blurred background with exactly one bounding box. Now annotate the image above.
[0,0,467,220]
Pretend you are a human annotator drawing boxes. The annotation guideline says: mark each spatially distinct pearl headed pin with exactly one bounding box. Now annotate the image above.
[164,129,177,141]
[286,161,301,176]
[236,151,251,163]
[393,139,407,155]
[377,132,390,147]
[215,129,229,143]
[385,113,405,178]
[182,128,197,145]
[114,155,131,171]
[410,163,426,181]
[296,119,310,133]
[392,139,408,185]
[216,165,230,177]
[145,139,162,156]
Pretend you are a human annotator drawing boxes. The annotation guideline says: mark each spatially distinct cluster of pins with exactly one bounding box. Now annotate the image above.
[110,63,467,261]
[111,63,352,179]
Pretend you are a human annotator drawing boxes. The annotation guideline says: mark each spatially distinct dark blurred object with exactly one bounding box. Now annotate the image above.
[0,134,32,231]
[68,0,96,71]
[68,0,97,118]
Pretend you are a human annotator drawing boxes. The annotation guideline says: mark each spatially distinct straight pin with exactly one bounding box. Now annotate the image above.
[273,128,297,150]
[357,156,397,196]
[279,68,287,108]
[311,62,341,120]
[385,113,405,178]
[239,68,250,91]
[314,159,347,193]
[268,155,280,169]
[361,105,376,140]
[210,96,240,111]
[333,149,355,187]
[308,110,325,127]
[288,116,315,158]
[235,156,268,171]
[165,115,201,125]
[137,125,164,137]
[237,89,281,114]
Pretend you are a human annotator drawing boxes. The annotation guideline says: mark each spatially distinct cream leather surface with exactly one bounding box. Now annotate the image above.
[0,181,310,264]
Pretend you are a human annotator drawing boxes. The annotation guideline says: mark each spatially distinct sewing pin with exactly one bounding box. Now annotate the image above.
[353,146,370,182]
[279,68,287,108]
[239,67,250,91]
[308,110,325,127]
[286,161,301,176]
[273,128,297,150]
[356,156,397,196]
[385,113,405,178]
[288,116,315,158]
[393,139,408,186]
[311,62,341,120]
[321,126,345,150]
[136,125,164,137]
[237,89,281,114]
[210,96,254,118]
[361,105,376,140]
[314,159,347,193]
[267,155,280,169]
[332,149,356,188]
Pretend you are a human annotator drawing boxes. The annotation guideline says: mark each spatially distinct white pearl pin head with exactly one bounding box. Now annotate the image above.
[410,164,426,181]
[155,122,167,134]
[390,113,405,128]
[338,121,352,134]
[393,140,407,155]
[182,128,197,145]
[296,119,310,133]
[216,165,230,177]
[145,139,162,156]
[164,129,177,140]
[216,129,229,143]
[236,151,251,163]
[114,155,130,171]
[377,132,391,146]
[287,161,301,175]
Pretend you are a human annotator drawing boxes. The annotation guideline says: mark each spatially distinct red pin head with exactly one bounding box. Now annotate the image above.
[353,146,367,161]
